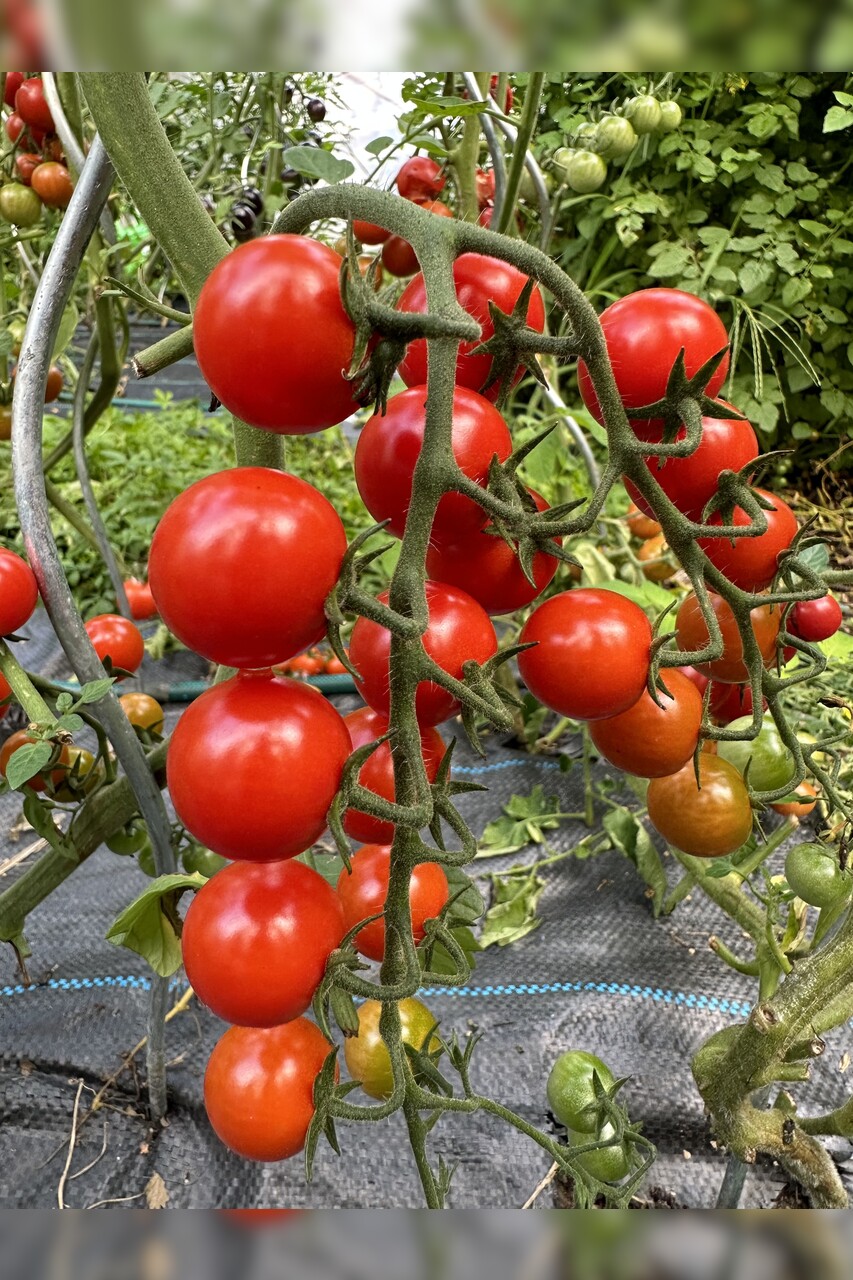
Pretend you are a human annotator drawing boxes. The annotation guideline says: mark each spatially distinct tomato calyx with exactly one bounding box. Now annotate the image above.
[627,346,733,440]
[465,277,549,408]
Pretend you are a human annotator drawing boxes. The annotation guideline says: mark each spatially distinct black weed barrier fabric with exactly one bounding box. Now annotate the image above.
[2,611,852,1209]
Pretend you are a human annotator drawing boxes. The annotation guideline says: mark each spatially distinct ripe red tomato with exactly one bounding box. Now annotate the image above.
[426,489,562,615]
[647,756,753,858]
[518,589,652,720]
[0,672,11,717]
[204,1018,334,1162]
[678,665,709,696]
[625,406,759,520]
[353,219,390,245]
[4,114,25,144]
[4,72,25,108]
[675,592,780,684]
[0,730,70,792]
[324,653,348,675]
[397,254,545,402]
[589,669,703,778]
[148,468,346,668]
[0,407,11,442]
[0,547,38,635]
[381,234,419,278]
[698,488,798,590]
[395,156,446,201]
[14,151,40,185]
[194,236,359,433]
[342,706,446,844]
[283,652,325,677]
[337,843,449,962]
[355,386,512,539]
[349,582,498,726]
[475,168,496,209]
[15,77,53,133]
[30,161,73,209]
[122,577,157,620]
[790,595,843,644]
[708,680,765,725]
[43,364,63,402]
[167,670,351,861]
[578,289,730,436]
[84,614,145,675]
[182,859,343,1026]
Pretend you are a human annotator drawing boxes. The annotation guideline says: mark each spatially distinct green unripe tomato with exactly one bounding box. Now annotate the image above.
[573,121,600,148]
[547,1049,615,1133]
[0,182,42,227]
[657,100,683,132]
[344,997,439,1100]
[717,714,796,793]
[625,95,662,134]
[785,843,853,910]
[182,844,229,878]
[107,820,150,856]
[569,1122,631,1183]
[137,837,155,877]
[554,149,607,194]
[594,115,637,160]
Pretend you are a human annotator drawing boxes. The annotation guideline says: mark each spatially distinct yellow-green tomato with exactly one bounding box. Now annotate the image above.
[570,1122,631,1183]
[547,1049,615,1133]
[594,115,637,159]
[344,997,439,1100]
[785,843,853,910]
[625,95,662,134]
[0,182,42,227]
[657,100,683,132]
[554,148,607,193]
[717,713,796,793]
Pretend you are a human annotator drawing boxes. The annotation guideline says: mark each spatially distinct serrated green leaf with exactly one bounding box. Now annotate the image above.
[6,742,52,791]
[106,873,204,977]
[280,147,354,183]
[77,678,116,704]
[823,105,853,134]
[481,867,545,947]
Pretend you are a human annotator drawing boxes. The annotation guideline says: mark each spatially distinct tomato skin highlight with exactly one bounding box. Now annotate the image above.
[698,489,798,591]
[149,467,346,669]
[84,614,145,675]
[344,997,438,1099]
[337,844,449,962]
[589,670,703,778]
[518,589,652,721]
[167,670,351,862]
[647,756,753,858]
[426,489,561,616]
[342,706,446,845]
[578,288,729,436]
[204,1019,334,1162]
[182,859,344,1026]
[355,386,512,540]
[790,595,843,644]
[0,547,39,634]
[675,591,780,684]
[625,406,758,521]
[193,235,359,433]
[398,254,545,402]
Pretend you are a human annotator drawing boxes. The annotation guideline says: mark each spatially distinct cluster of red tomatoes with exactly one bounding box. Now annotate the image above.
[1,74,74,226]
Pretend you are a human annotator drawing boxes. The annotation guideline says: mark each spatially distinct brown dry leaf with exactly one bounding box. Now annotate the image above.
[145,1171,169,1210]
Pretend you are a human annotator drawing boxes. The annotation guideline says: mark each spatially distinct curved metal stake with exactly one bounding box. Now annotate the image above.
[12,135,176,1123]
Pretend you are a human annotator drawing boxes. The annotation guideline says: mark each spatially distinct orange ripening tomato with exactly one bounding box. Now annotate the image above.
[647,756,753,858]
[625,501,661,541]
[675,591,780,684]
[772,780,819,818]
[589,670,703,778]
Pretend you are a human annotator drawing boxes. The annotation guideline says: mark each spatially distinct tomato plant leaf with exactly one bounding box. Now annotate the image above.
[604,809,667,915]
[106,873,204,977]
[5,742,52,791]
[478,785,568,857]
[480,867,545,947]
[364,136,394,156]
[76,678,116,704]
[22,790,75,860]
[280,146,354,183]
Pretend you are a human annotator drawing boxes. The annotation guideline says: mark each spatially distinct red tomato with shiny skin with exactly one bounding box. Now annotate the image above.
[678,665,709,696]
[0,730,70,792]
[4,114,25,143]
[148,468,347,668]
[204,1018,334,1162]
[790,595,843,644]
[398,254,546,402]
[84,614,145,675]
[354,386,512,539]
[353,219,390,245]
[426,489,562,615]
[708,680,766,725]
[647,756,753,858]
[349,581,498,726]
[14,151,40,185]
[0,672,11,717]
[182,859,344,1027]
[168,670,351,862]
[381,234,419,278]
[589,669,703,778]
[43,364,63,402]
[625,406,759,520]
[15,77,53,133]
[578,289,730,436]
[0,547,38,634]
[675,591,780,684]
[30,161,73,209]
[123,577,157,620]
[193,236,359,433]
[337,843,449,962]
[518,589,652,720]
[698,488,798,590]
[395,156,446,201]
[342,706,446,844]
[4,73,25,109]
[476,168,496,208]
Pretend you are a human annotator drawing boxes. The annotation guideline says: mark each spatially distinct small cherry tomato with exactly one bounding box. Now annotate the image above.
[637,532,677,581]
[0,181,42,228]
[0,730,70,792]
[395,156,446,202]
[381,234,419,277]
[344,997,438,1100]
[84,614,145,675]
[475,168,496,208]
[784,843,852,909]
[708,680,766,725]
[772,780,819,818]
[53,746,101,802]
[519,589,652,721]
[286,652,325,677]
[204,1019,335,1162]
[4,114,25,144]
[554,148,607,193]
[342,706,446,845]
[324,654,348,675]
[4,72,25,109]
[790,595,843,644]
[717,713,796,793]
[337,843,449,961]
[0,672,12,717]
[43,364,63,403]
[594,115,637,159]
[353,219,390,245]
[30,161,73,210]
[14,151,40,185]
[0,407,11,442]
[589,670,703,778]
[0,547,38,634]
[119,692,164,734]
[569,1124,631,1183]
[107,821,150,855]
[181,844,229,877]
[625,501,661,540]
[698,489,798,591]
[675,592,780,684]
[15,77,54,133]
[647,756,753,858]
[122,578,157,620]
[658,101,683,132]
[625,95,662,134]
[547,1049,615,1133]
